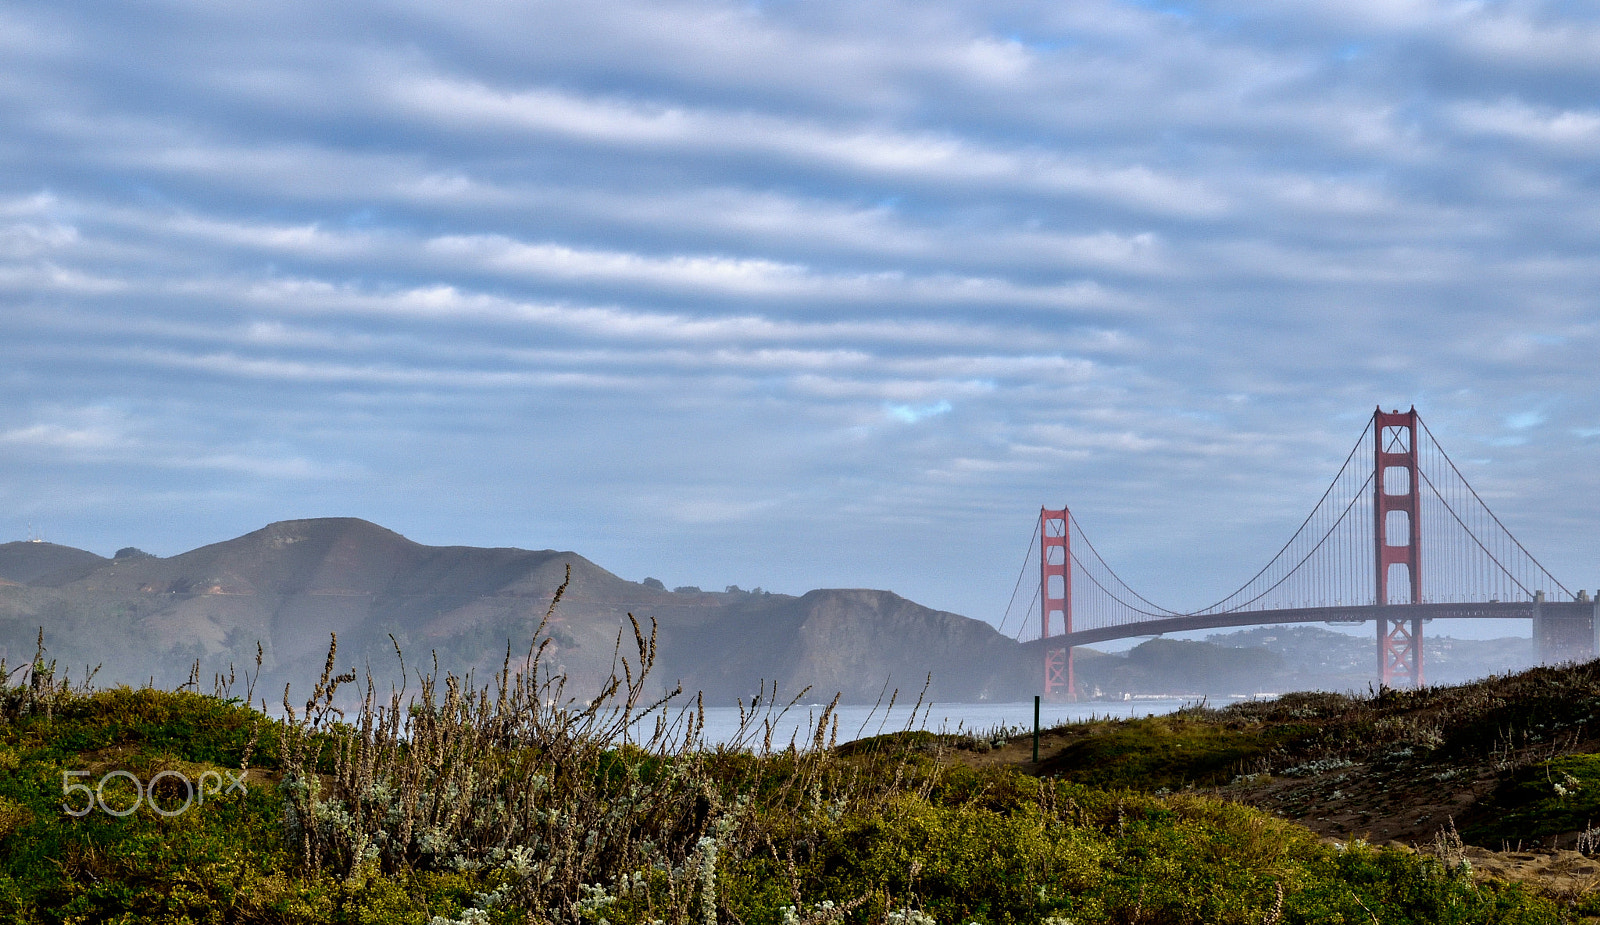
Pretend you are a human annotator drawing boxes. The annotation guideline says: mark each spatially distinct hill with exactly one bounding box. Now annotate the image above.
[957,656,1600,867]
[1073,626,1540,697]
[1208,624,1537,688]
[0,541,108,586]
[0,518,1030,704]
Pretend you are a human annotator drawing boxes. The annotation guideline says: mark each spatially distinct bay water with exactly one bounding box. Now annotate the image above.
[680,697,1211,748]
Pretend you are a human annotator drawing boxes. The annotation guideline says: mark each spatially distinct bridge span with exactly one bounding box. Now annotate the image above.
[1004,406,1593,698]
[1020,598,1600,663]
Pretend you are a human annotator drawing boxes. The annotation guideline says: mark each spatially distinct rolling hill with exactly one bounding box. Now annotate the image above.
[0,518,1032,705]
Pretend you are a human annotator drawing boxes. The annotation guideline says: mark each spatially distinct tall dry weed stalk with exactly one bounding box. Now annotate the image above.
[276,566,927,923]
[0,629,98,722]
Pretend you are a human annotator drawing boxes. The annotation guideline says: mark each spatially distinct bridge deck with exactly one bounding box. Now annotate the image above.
[1022,600,1597,650]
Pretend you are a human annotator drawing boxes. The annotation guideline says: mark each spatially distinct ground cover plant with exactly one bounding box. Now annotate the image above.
[0,581,1586,923]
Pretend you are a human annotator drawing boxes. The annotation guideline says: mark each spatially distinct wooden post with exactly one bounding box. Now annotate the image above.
[1032,695,1041,763]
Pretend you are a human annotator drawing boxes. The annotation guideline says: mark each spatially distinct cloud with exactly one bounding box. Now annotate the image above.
[1,420,123,451]
[0,0,1597,627]
[1450,99,1600,152]
[0,404,346,482]
[885,400,954,424]
[393,74,1231,215]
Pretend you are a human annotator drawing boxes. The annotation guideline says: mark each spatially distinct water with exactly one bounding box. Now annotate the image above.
[676,697,1205,748]
[290,693,1252,749]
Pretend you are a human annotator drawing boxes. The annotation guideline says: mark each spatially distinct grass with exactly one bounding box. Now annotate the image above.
[0,580,1587,923]
[1034,714,1314,791]
[1462,755,1600,847]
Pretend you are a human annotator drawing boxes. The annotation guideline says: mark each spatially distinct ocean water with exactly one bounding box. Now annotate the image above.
[635,697,1214,748]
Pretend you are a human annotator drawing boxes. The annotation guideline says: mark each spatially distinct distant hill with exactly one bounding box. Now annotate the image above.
[665,588,1026,703]
[1075,637,1285,696]
[0,518,1031,704]
[1074,625,1538,697]
[0,541,108,586]
[1206,624,1535,689]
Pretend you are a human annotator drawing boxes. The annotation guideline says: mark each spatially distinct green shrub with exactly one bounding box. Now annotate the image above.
[1462,753,1600,846]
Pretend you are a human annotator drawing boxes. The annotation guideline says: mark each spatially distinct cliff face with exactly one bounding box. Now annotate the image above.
[0,519,1029,704]
[659,588,1030,704]
[782,589,1026,702]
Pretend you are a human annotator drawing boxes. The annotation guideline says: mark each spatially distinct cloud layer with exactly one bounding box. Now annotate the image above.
[2,0,1597,629]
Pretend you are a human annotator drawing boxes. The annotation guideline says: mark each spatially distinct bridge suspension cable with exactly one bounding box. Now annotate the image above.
[996,516,1040,638]
[1019,408,1574,644]
[1183,418,1376,616]
[1415,417,1570,602]
[1068,519,1184,617]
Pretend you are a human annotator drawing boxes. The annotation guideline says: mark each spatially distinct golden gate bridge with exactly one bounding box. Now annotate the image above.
[1000,407,1596,699]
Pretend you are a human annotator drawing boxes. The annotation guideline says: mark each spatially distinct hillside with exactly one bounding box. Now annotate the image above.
[0,541,108,587]
[6,594,1600,916]
[0,518,1031,704]
[954,656,1600,871]
[0,636,1571,923]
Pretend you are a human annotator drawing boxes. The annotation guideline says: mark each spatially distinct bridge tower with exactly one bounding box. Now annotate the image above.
[1041,507,1074,700]
[1375,407,1424,687]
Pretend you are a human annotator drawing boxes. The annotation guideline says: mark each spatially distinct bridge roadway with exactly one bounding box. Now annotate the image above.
[1021,600,1600,652]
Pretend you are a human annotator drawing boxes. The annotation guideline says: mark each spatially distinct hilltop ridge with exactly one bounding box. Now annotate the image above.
[0,518,1030,704]
[0,540,108,587]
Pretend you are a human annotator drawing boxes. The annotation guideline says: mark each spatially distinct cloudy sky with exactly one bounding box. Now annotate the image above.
[2,0,1597,634]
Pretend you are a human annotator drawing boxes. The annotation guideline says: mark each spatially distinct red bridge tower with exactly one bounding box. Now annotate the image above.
[1375,407,1424,687]
[1041,507,1074,700]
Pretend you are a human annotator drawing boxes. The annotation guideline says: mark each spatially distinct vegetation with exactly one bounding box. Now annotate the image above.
[1462,755,1600,848]
[1,583,1595,922]
[1033,714,1311,791]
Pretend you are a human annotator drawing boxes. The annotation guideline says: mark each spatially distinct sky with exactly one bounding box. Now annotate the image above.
[1,0,1597,639]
